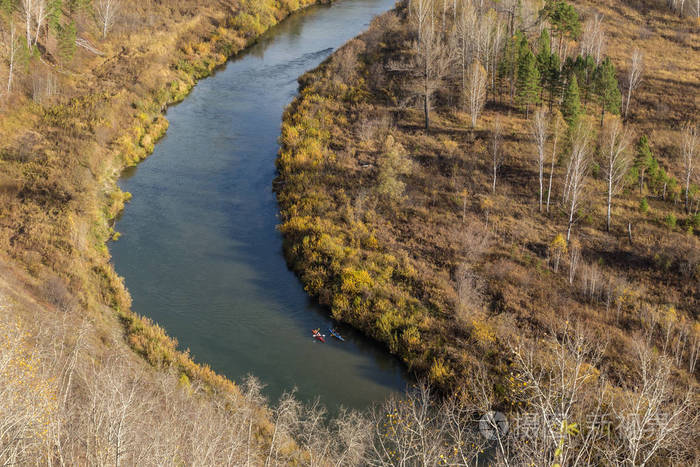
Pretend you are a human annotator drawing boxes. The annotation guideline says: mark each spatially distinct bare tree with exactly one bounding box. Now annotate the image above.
[368,383,450,466]
[667,0,688,16]
[531,108,549,211]
[681,122,698,212]
[562,122,592,241]
[568,237,581,284]
[330,408,369,466]
[3,20,18,94]
[466,59,487,127]
[486,18,504,101]
[580,14,605,65]
[623,49,643,119]
[547,111,564,213]
[94,0,122,39]
[491,117,504,193]
[407,0,451,131]
[21,0,33,47]
[265,391,301,466]
[601,116,632,231]
[0,316,58,464]
[20,0,46,48]
[31,0,46,47]
[607,343,697,466]
[455,0,477,105]
[510,326,606,467]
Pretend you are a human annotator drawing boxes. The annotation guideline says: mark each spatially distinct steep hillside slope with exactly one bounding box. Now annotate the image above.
[0,0,335,463]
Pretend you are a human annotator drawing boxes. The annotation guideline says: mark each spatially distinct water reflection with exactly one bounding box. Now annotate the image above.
[111,0,406,410]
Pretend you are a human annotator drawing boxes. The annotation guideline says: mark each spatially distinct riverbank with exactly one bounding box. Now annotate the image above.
[1,0,331,395]
[276,1,698,461]
[110,0,407,409]
[0,0,336,462]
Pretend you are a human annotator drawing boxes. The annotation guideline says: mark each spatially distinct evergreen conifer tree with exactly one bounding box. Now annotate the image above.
[593,58,621,126]
[516,48,541,117]
[561,75,582,127]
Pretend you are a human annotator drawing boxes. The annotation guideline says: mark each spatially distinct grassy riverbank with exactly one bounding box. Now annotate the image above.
[277,0,698,461]
[0,0,336,462]
[1,0,331,390]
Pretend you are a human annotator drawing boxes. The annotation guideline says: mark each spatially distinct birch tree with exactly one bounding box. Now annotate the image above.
[562,122,592,241]
[681,122,698,212]
[94,0,121,39]
[579,13,605,65]
[466,59,487,127]
[21,0,32,46]
[531,107,549,211]
[455,0,476,105]
[491,117,504,193]
[547,111,564,213]
[601,116,632,231]
[510,326,606,467]
[608,344,696,467]
[623,49,643,119]
[21,0,46,48]
[3,19,18,94]
[31,0,45,46]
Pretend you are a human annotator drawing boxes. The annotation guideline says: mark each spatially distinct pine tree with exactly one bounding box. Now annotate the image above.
[564,55,596,107]
[48,0,63,32]
[535,29,552,103]
[535,29,552,74]
[497,36,517,103]
[516,48,541,117]
[593,58,621,127]
[541,0,581,61]
[544,53,561,110]
[498,32,525,106]
[66,0,90,15]
[57,21,76,63]
[561,75,581,127]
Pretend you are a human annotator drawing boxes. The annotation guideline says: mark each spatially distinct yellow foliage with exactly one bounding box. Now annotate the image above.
[429,359,452,385]
[471,319,496,345]
[550,233,568,255]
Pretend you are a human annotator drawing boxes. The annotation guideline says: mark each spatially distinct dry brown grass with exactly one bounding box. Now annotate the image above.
[0,0,326,418]
[276,0,699,413]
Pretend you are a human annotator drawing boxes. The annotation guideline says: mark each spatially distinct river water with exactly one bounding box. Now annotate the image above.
[111,0,405,410]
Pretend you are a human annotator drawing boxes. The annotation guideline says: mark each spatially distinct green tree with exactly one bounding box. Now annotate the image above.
[634,135,653,194]
[544,53,562,111]
[593,58,621,127]
[516,47,541,117]
[535,29,551,76]
[498,31,525,106]
[561,75,581,127]
[57,20,76,63]
[66,0,90,15]
[48,0,63,32]
[535,29,553,103]
[542,0,581,61]
[564,55,596,107]
[1,0,17,15]
[639,197,649,213]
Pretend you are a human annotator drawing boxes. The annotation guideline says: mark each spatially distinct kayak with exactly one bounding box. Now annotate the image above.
[329,328,345,341]
[312,329,326,343]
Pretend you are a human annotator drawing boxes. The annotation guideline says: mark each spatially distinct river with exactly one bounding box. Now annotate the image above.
[111,0,405,410]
